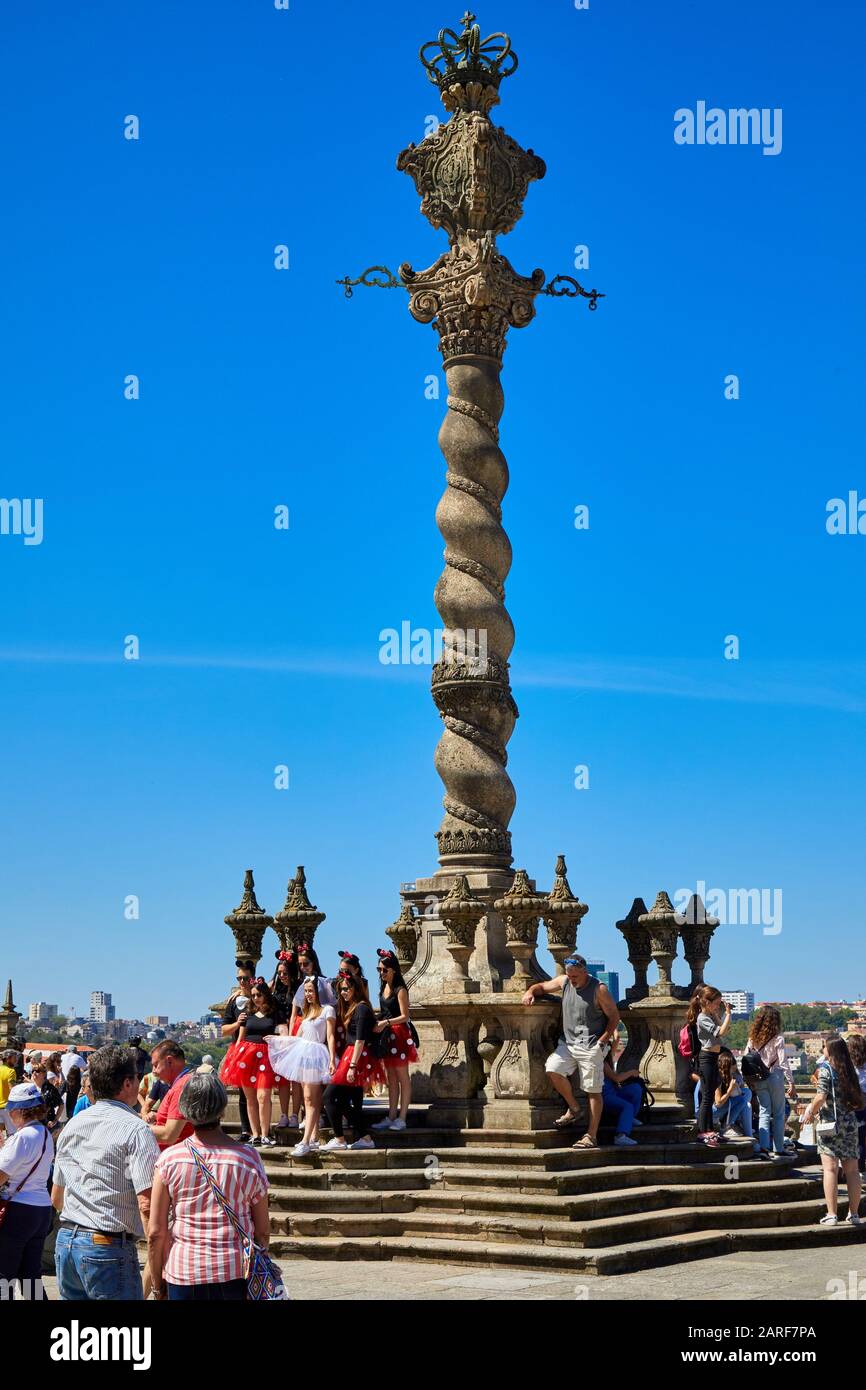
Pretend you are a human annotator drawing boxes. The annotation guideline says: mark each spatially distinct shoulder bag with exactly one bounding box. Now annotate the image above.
[0,1125,48,1230]
[185,1142,288,1301]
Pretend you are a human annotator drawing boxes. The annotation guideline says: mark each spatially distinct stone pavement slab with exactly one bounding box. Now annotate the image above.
[33,1244,865,1301]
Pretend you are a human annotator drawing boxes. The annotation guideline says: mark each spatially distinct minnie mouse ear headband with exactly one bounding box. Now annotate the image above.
[338,950,361,969]
[275,949,295,961]
[296,942,312,955]
[377,949,398,967]
[235,958,255,971]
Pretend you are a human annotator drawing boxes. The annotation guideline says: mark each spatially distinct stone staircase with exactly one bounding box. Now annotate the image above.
[243,1106,866,1275]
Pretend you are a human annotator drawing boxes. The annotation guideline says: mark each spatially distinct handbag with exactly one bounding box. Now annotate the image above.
[185,1142,288,1301]
[816,1067,839,1139]
[0,1125,48,1230]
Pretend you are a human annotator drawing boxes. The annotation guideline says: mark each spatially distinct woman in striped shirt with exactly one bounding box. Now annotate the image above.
[148,1072,270,1301]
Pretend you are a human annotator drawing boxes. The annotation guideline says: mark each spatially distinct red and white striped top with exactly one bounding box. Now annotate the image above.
[155,1139,268,1285]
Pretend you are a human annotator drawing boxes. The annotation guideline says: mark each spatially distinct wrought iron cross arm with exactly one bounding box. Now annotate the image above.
[542,274,605,311]
[336,265,402,299]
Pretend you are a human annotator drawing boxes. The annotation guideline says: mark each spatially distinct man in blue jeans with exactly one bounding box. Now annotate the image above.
[51,1043,159,1300]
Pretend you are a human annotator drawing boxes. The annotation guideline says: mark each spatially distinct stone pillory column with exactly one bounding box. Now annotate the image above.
[338,13,602,1129]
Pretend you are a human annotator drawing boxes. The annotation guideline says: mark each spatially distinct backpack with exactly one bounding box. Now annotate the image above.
[740,1048,770,1083]
[678,1023,694,1059]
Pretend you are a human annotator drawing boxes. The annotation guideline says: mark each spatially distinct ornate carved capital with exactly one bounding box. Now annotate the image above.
[400,238,545,365]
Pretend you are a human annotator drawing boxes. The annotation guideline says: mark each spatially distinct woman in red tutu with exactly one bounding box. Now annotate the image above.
[321,975,384,1151]
[369,948,417,1134]
[219,979,288,1147]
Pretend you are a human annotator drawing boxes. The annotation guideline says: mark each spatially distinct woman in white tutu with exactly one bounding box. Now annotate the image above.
[267,977,336,1157]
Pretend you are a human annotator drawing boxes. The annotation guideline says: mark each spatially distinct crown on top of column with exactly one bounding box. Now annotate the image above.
[420,11,517,111]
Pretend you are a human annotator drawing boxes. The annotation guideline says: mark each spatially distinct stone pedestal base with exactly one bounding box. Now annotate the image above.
[409,996,573,1131]
[618,995,694,1119]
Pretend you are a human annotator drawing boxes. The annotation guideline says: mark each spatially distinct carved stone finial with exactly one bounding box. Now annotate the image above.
[224,870,273,971]
[273,865,326,955]
[544,855,589,971]
[232,869,267,918]
[0,979,20,1050]
[495,869,547,991]
[386,902,421,971]
[615,897,651,1001]
[638,891,681,997]
[678,894,721,992]
[439,874,487,990]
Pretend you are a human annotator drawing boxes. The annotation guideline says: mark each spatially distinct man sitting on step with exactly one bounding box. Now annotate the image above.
[522,954,620,1149]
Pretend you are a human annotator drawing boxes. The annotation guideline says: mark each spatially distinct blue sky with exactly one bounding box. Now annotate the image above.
[1,0,864,1020]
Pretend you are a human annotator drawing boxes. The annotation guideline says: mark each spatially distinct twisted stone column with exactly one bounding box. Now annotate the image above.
[432,358,516,869]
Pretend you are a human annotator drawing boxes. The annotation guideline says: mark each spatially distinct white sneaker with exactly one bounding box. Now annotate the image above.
[319,1137,347,1152]
[277,1114,289,1129]
[846,1213,863,1226]
[722,1128,742,1140]
[291,1141,312,1157]
[819,1213,838,1225]
[370,1117,394,1130]
[308,1140,320,1150]
[614,1133,638,1146]
[287,1115,300,1129]
[389,1118,407,1132]
[349,1135,376,1150]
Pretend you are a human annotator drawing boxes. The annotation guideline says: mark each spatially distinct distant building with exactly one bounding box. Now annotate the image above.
[722,990,754,1018]
[89,991,115,1024]
[145,1015,169,1027]
[27,1002,58,1023]
[585,961,620,1001]
[200,1022,221,1041]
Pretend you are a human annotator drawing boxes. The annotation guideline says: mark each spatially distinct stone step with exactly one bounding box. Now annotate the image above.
[265,1175,822,1218]
[269,1220,866,1277]
[269,1193,846,1250]
[261,1155,801,1196]
[259,1138,766,1172]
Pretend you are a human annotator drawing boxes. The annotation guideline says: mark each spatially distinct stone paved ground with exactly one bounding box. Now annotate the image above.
[37,1245,866,1301]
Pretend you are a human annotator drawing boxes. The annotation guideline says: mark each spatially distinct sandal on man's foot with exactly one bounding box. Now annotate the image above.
[554,1110,579,1128]
[572,1134,598,1149]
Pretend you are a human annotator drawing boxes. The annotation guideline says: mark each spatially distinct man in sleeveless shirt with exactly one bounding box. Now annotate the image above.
[522,953,620,1149]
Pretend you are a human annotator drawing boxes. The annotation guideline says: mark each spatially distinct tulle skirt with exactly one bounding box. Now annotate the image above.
[381,1021,418,1070]
[267,1034,331,1086]
[219,1039,277,1089]
[330,1042,386,1089]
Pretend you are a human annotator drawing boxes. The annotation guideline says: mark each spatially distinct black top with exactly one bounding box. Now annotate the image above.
[240,1009,286,1041]
[222,995,249,1025]
[378,989,402,1020]
[346,1001,375,1046]
[272,980,293,1012]
[148,1078,170,1104]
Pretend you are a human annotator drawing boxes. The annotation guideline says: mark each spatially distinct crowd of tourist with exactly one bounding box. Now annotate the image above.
[220,944,416,1157]
[1,947,864,1300]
